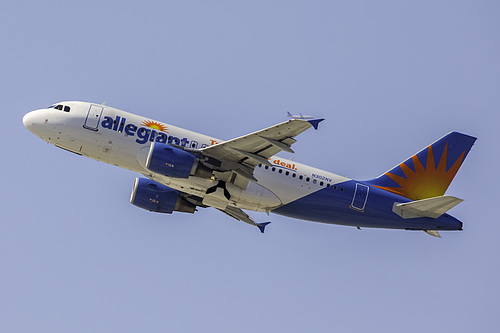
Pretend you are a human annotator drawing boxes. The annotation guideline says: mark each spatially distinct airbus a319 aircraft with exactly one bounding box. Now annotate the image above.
[23,101,476,237]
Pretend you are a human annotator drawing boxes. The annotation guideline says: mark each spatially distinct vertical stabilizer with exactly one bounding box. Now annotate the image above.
[366,132,476,200]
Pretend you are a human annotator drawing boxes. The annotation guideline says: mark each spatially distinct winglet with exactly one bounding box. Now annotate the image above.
[308,118,325,130]
[256,222,271,233]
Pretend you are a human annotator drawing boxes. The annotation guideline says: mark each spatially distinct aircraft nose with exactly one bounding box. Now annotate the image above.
[23,111,37,131]
[23,109,47,135]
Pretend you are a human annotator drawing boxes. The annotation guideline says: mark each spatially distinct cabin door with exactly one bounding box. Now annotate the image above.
[351,184,369,211]
[83,105,103,131]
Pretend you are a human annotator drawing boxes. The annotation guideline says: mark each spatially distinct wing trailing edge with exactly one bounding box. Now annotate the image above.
[217,206,271,233]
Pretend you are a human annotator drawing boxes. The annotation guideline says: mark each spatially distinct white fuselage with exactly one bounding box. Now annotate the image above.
[23,101,350,213]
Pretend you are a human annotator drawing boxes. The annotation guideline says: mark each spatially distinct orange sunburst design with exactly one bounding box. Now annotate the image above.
[373,143,465,200]
[141,120,168,132]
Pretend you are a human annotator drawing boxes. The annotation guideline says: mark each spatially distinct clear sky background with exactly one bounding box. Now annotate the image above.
[2,1,498,332]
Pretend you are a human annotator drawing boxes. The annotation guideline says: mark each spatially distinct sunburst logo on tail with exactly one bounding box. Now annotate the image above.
[373,143,465,200]
[141,120,168,133]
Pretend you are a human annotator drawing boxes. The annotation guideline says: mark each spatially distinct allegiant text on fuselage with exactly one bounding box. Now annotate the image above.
[101,116,211,148]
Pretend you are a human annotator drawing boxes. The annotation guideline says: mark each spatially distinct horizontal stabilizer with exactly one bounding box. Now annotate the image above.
[393,195,463,219]
[423,230,441,238]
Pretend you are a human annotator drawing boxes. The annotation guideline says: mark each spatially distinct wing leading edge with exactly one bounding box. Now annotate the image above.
[199,118,324,184]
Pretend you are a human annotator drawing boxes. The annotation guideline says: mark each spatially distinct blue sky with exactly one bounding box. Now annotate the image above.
[2,1,499,332]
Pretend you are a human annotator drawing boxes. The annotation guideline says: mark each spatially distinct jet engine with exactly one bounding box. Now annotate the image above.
[130,177,196,213]
[144,142,212,178]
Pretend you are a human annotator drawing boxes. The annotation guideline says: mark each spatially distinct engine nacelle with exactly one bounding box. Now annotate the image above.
[145,142,212,179]
[130,178,196,214]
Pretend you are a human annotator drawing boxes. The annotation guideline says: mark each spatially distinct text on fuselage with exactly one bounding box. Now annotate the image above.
[101,115,217,147]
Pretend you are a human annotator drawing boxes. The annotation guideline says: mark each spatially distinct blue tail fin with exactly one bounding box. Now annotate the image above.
[366,132,476,200]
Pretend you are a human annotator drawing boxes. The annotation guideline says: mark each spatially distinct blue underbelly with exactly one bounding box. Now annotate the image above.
[271,180,463,231]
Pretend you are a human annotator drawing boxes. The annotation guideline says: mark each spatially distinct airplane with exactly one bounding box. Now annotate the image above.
[23,101,476,237]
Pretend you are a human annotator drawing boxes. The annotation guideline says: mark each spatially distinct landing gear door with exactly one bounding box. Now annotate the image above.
[83,105,103,131]
[351,183,369,211]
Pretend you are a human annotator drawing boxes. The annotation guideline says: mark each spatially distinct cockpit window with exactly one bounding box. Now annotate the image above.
[48,104,70,112]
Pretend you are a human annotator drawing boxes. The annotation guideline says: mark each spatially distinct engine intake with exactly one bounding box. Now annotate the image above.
[130,178,196,214]
[145,142,212,178]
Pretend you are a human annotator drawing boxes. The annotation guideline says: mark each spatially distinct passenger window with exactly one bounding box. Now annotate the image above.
[272,167,276,172]
[320,181,324,186]
[292,173,296,178]
[278,169,283,174]
[265,166,269,170]
[313,179,317,184]
[299,175,303,180]
[285,171,289,176]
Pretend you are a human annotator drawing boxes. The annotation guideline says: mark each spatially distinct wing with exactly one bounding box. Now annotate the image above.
[198,118,324,186]
[174,191,272,233]
[164,118,324,233]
